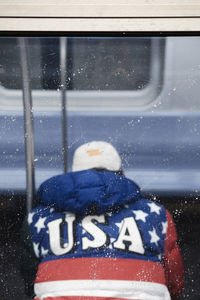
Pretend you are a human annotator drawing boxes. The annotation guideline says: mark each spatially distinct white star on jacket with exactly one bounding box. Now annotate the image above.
[148,202,161,215]
[28,212,35,224]
[35,216,47,233]
[41,246,49,256]
[149,228,160,245]
[115,222,122,230]
[162,221,168,234]
[132,210,148,222]
[33,242,40,257]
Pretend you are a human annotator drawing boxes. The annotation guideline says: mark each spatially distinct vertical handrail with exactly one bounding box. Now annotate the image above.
[18,37,35,213]
[60,37,68,173]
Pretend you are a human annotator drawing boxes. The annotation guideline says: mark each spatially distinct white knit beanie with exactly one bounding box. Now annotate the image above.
[72,141,121,172]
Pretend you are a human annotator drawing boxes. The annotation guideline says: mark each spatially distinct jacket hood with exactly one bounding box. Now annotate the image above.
[37,169,141,215]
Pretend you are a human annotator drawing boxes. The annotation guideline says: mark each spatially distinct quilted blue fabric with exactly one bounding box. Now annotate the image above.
[37,170,140,214]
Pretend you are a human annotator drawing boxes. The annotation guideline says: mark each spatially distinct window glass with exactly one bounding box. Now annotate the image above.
[64,37,151,90]
[0,37,160,91]
[0,37,43,90]
[0,35,200,300]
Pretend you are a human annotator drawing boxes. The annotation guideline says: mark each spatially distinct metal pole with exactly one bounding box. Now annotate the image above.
[18,37,35,213]
[60,37,68,173]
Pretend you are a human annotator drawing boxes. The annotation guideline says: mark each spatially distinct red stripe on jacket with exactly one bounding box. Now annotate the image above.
[35,257,166,284]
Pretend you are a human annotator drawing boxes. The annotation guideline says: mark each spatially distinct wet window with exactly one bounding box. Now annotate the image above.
[0,37,163,92]
[0,36,200,300]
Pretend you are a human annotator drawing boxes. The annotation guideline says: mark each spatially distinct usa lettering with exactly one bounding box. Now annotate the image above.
[48,214,144,255]
[48,213,75,255]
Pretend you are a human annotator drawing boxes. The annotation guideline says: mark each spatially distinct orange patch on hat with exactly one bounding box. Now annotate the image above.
[86,149,102,156]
